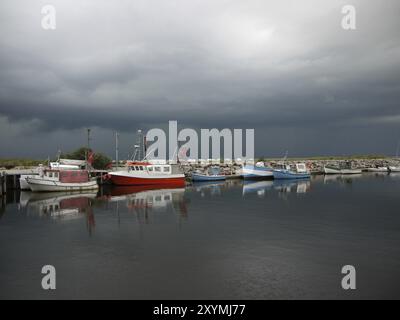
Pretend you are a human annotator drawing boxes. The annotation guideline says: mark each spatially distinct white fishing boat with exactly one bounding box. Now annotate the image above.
[241,162,273,179]
[26,167,98,192]
[388,166,400,172]
[273,163,311,180]
[323,166,341,174]
[19,160,84,191]
[324,163,362,175]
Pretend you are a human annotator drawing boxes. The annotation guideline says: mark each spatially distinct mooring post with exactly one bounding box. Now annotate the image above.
[2,172,6,195]
[0,172,4,196]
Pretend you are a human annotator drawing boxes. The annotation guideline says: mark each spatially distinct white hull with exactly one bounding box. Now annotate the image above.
[323,167,341,174]
[19,175,35,190]
[242,166,273,179]
[340,169,363,174]
[324,167,362,174]
[389,166,400,172]
[365,167,388,172]
[27,177,98,192]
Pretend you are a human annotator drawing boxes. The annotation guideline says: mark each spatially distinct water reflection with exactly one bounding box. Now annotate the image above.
[242,181,273,197]
[189,179,242,197]
[21,191,97,234]
[243,179,310,197]
[101,185,189,221]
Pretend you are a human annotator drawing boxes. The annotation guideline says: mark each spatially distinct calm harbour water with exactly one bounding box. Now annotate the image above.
[1,173,400,299]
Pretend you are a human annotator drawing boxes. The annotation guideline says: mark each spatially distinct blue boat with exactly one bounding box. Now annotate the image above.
[273,163,311,180]
[192,173,226,181]
[192,166,226,182]
[241,162,274,179]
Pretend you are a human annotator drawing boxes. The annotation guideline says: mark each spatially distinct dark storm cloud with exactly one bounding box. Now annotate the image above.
[1,0,400,157]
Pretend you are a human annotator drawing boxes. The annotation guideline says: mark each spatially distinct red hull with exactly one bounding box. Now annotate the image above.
[109,175,186,187]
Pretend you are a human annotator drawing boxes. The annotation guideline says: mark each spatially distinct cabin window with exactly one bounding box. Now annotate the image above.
[139,166,144,171]
[164,195,171,201]
[163,167,170,173]
[135,166,139,171]
[155,167,161,172]
[48,172,53,178]
[155,196,162,202]
[54,172,58,178]
[148,167,153,172]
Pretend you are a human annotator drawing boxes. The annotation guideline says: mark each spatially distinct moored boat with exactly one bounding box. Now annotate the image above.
[324,162,362,175]
[323,166,341,174]
[388,166,400,172]
[192,166,226,182]
[108,161,185,187]
[26,168,98,192]
[19,160,84,191]
[241,162,273,179]
[273,163,311,180]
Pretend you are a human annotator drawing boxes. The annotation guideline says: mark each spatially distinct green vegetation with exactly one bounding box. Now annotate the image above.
[0,147,112,170]
[0,158,45,169]
[60,147,112,170]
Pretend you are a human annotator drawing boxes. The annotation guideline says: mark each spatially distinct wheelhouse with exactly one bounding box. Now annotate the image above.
[41,169,90,183]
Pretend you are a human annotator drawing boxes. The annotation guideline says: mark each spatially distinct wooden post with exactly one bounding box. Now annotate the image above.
[0,172,4,196]
[3,172,7,195]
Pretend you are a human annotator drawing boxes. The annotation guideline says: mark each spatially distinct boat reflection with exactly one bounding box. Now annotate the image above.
[242,181,273,197]
[243,179,311,197]
[102,185,189,220]
[20,191,97,233]
[273,179,310,194]
[192,180,225,197]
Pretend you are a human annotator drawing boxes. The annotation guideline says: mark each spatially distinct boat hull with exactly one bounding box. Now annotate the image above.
[324,167,341,174]
[324,167,362,174]
[389,166,400,172]
[365,167,388,172]
[27,177,98,192]
[19,175,35,190]
[109,172,186,187]
[340,169,363,174]
[192,173,226,182]
[241,165,273,179]
[273,169,311,180]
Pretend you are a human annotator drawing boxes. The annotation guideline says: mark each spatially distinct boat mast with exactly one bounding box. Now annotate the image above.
[115,131,119,170]
[86,128,91,170]
[136,130,144,161]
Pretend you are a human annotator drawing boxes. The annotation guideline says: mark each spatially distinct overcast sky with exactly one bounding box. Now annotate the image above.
[1,0,400,159]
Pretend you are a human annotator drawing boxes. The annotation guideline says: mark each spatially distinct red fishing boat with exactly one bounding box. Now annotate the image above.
[107,161,186,187]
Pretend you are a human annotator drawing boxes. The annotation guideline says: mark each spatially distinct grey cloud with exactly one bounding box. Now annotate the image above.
[1,0,400,157]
